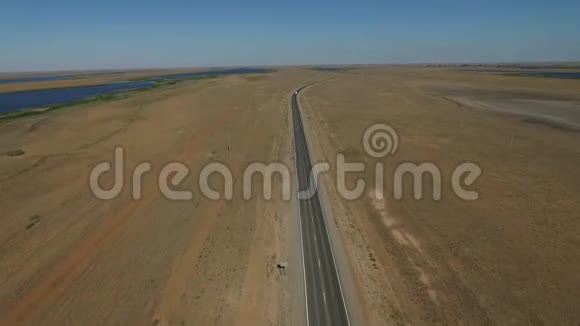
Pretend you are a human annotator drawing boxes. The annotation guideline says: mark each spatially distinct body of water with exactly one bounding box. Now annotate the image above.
[0,75,73,84]
[459,70,580,79]
[518,72,580,79]
[308,67,344,71]
[0,68,269,85]
[150,67,270,80]
[0,67,271,114]
[0,81,155,114]
[0,71,138,84]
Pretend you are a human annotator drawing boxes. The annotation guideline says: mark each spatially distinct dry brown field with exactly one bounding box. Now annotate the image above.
[299,66,580,325]
[1,66,579,325]
[0,69,327,325]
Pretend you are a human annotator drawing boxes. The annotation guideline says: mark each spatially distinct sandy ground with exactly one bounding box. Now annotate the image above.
[424,84,580,131]
[0,69,327,325]
[299,67,580,325]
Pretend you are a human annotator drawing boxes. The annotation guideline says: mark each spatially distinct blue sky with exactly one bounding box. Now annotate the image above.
[1,0,579,71]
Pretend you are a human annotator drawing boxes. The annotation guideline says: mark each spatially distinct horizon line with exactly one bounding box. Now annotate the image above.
[1,60,580,75]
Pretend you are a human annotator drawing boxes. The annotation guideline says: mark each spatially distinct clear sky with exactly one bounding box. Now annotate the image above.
[1,0,579,72]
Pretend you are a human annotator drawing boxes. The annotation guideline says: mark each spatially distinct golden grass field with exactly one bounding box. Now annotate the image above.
[0,66,579,325]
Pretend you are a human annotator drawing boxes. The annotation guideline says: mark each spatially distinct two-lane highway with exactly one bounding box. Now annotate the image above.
[292,87,350,326]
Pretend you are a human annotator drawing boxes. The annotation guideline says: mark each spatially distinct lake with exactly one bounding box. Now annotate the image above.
[150,67,271,80]
[517,72,580,79]
[0,67,270,85]
[459,70,580,79]
[0,67,272,114]
[0,81,155,114]
[0,75,73,84]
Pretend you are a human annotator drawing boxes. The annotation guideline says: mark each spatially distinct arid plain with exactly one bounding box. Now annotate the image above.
[300,66,580,325]
[0,69,329,325]
[1,66,579,325]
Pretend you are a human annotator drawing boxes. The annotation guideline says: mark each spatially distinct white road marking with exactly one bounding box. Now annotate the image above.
[292,89,310,326]
[317,190,352,326]
[297,86,352,326]
[294,83,352,326]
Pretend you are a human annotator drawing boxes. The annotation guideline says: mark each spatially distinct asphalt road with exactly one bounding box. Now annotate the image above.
[291,87,350,326]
